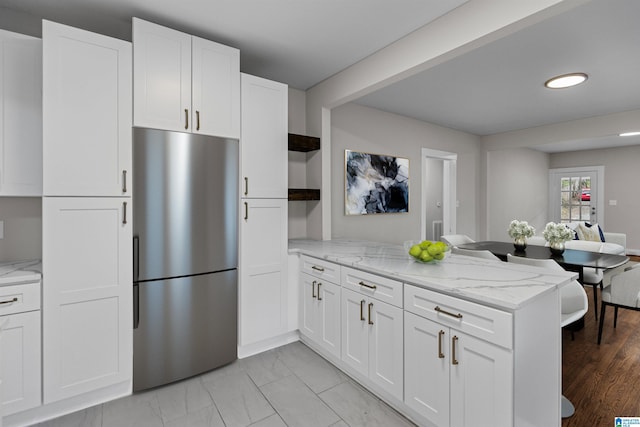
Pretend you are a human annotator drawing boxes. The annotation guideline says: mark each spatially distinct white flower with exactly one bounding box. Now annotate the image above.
[542,222,575,243]
[508,220,535,239]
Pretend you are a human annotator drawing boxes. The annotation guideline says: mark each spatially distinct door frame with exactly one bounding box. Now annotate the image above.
[421,148,457,240]
[548,166,605,226]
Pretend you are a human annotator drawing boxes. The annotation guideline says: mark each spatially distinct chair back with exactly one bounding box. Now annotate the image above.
[440,234,475,247]
[608,267,640,307]
[452,247,500,260]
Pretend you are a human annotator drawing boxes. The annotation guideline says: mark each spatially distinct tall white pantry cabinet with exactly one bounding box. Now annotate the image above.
[42,20,132,405]
[238,73,289,356]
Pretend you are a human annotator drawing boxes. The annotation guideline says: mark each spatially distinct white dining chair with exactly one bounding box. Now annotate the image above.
[440,234,475,248]
[564,239,605,320]
[451,247,501,260]
[507,254,588,418]
[598,264,640,344]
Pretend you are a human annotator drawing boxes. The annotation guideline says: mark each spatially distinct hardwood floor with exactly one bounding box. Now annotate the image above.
[562,284,640,426]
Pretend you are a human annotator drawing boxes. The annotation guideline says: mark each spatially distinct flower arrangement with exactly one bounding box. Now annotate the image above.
[507,220,535,239]
[542,222,574,243]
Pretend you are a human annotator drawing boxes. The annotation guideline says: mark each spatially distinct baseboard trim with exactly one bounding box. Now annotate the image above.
[237,330,300,359]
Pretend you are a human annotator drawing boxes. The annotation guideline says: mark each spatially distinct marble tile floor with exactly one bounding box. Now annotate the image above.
[35,341,416,427]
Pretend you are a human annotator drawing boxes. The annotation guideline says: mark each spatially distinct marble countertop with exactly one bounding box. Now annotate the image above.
[0,260,42,287]
[289,239,576,311]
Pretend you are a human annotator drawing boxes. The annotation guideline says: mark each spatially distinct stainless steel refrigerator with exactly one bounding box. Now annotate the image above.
[132,127,238,392]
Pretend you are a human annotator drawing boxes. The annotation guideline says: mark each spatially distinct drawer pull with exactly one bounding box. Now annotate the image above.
[438,330,445,359]
[452,335,459,365]
[312,280,317,299]
[0,297,17,305]
[311,265,325,272]
[435,306,463,319]
[360,299,365,321]
[368,302,374,325]
[359,281,377,290]
[317,282,322,301]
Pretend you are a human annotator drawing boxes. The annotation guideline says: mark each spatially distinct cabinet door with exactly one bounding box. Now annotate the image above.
[368,299,403,400]
[42,197,132,403]
[317,280,341,359]
[450,332,513,427]
[0,30,42,196]
[43,21,132,197]
[239,199,288,346]
[240,74,288,199]
[299,273,319,341]
[1,310,41,415]
[192,36,239,138]
[341,288,369,377]
[404,312,450,427]
[133,18,191,132]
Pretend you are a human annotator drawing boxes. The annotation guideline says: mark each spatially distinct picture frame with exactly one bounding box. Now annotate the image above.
[345,149,409,215]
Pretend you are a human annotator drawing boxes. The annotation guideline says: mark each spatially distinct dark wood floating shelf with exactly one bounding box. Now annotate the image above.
[288,188,320,201]
[288,133,320,152]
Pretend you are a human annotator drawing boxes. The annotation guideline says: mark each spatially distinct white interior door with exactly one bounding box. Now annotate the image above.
[549,166,604,225]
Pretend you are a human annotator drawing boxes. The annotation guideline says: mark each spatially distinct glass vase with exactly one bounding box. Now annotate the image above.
[513,236,527,252]
[549,240,565,255]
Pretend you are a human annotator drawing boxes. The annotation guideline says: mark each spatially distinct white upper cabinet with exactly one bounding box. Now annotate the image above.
[133,18,240,138]
[240,73,288,199]
[42,20,132,197]
[0,30,42,196]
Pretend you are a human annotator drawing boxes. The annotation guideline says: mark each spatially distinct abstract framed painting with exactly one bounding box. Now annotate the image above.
[345,150,409,215]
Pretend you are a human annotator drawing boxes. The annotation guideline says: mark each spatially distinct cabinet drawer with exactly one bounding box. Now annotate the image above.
[404,284,512,348]
[0,282,41,315]
[301,255,340,284]
[342,267,403,308]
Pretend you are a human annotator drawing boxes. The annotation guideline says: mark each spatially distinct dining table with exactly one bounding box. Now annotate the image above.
[456,241,630,284]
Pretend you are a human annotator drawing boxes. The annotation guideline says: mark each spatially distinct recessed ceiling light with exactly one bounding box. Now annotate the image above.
[544,73,588,89]
[619,131,640,137]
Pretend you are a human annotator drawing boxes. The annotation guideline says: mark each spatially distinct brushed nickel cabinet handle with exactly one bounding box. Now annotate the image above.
[359,281,377,290]
[312,280,317,299]
[438,330,445,359]
[368,302,374,325]
[317,282,322,300]
[435,306,463,319]
[185,108,189,129]
[0,297,18,305]
[452,335,459,365]
[360,299,365,321]
[244,202,248,221]
[123,202,128,225]
[244,177,248,196]
[196,110,200,130]
[311,265,325,272]
[122,170,127,193]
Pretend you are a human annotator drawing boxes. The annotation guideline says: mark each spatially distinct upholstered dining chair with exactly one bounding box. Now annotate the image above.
[507,254,588,418]
[451,247,501,260]
[597,264,640,345]
[565,239,605,320]
[440,234,475,247]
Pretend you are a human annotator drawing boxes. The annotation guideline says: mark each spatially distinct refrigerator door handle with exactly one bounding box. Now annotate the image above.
[133,235,140,281]
[133,283,139,329]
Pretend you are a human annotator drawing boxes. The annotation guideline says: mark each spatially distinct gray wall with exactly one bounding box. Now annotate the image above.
[330,103,480,245]
[486,148,550,241]
[0,198,42,261]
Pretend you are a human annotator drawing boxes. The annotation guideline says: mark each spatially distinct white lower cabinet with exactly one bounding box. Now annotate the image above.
[43,197,132,403]
[300,272,341,359]
[404,311,512,427]
[341,288,403,400]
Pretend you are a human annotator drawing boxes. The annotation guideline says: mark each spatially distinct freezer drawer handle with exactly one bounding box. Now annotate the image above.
[133,283,139,329]
[0,297,18,305]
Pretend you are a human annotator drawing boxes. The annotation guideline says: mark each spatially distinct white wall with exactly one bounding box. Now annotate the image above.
[0,197,42,261]
[287,88,309,239]
[486,148,550,241]
[550,145,640,253]
[331,103,480,245]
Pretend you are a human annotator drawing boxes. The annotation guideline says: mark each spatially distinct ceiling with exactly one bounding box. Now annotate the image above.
[1,0,638,152]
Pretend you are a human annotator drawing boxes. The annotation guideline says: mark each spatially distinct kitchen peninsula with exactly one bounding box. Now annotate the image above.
[289,239,575,427]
